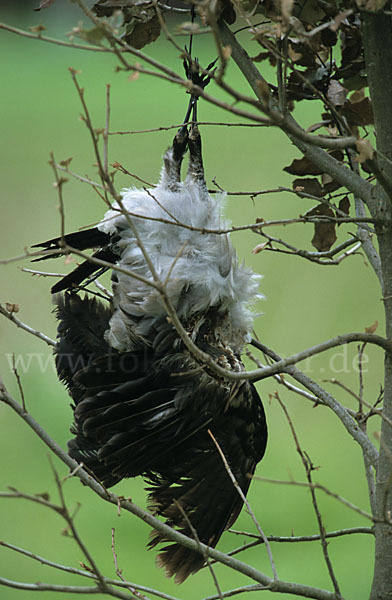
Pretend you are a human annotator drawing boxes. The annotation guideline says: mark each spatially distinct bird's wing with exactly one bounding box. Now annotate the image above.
[148,378,267,582]
[67,349,215,481]
[68,343,267,581]
[32,228,116,293]
[32,228,110,258]
[54,293,267,582]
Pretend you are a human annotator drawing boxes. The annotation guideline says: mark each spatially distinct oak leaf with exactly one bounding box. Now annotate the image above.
[306,204,337,252]
[293,178,324,197]
[125,16,161,50]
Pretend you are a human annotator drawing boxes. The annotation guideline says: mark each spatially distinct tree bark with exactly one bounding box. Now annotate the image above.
[362,11,392,600]
[218,15,392,596]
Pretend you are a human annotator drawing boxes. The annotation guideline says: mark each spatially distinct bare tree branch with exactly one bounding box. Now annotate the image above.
[216,21,375,208]
[0,304,56,347]
[208,429,278,581]
[0,541,181,600]
[254,477,374,522]
[274,393,342,597]
[251,339,379,469]
[0,377,342,600]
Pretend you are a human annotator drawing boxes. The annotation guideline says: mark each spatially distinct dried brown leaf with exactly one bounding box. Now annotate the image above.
[322,173,342,194]
[343,95,374,126]
[338,196,350,223]
[285,157,323,176]
[327,79,347,107]
[336,23,365,91]
[287,45,303,63]
[251,51,272,63]
[256,79,270,106]
[355,139,374,163]
[365,320,379,334]
[125,15,161,50]
[306,204,337,251]
[293,178,324,197]
[350,88,365,103]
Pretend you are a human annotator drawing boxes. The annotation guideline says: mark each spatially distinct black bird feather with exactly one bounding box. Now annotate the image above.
[34,125,267,582]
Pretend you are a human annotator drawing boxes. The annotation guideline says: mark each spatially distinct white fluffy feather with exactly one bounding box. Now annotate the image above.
[98,158,262,352]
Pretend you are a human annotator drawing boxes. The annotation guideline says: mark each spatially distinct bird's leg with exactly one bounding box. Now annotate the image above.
[186,93,208,192]
[187,122,206,186]
[162,124,189,190]
[162,47,215,191]
[172,123,189,167]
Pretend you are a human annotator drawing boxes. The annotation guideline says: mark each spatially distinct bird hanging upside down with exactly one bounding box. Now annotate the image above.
[34,123,268,583]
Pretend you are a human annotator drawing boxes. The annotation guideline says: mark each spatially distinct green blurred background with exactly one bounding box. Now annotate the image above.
[0,2,384,598]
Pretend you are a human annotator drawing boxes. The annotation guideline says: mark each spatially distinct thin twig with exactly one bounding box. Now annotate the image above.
[109,121,268,135]
[0,247,63,264]
[0,578,105,594]
[104,84,110,177]
[0,304,56,347]
[325,379,392,429]
[174,500,224,600]
[0,378,338,600]
[259,233,362,266]
[251,339,379,469]
[208,429,278,581]
[0,540,180,600]
[0,22,118,52]
[22,267,66,278]
[273,393,342,596]
[358,343,377,517]
[228,526,374,543]
[50,462,110,594]
[11,354,26,412]
[254,476,375,521]
[111,529,149,600]
[56,164,106,190]
[49,152,66,240]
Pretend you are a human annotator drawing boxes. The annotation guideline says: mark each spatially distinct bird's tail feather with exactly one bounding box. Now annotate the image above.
[147,450,252,583]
